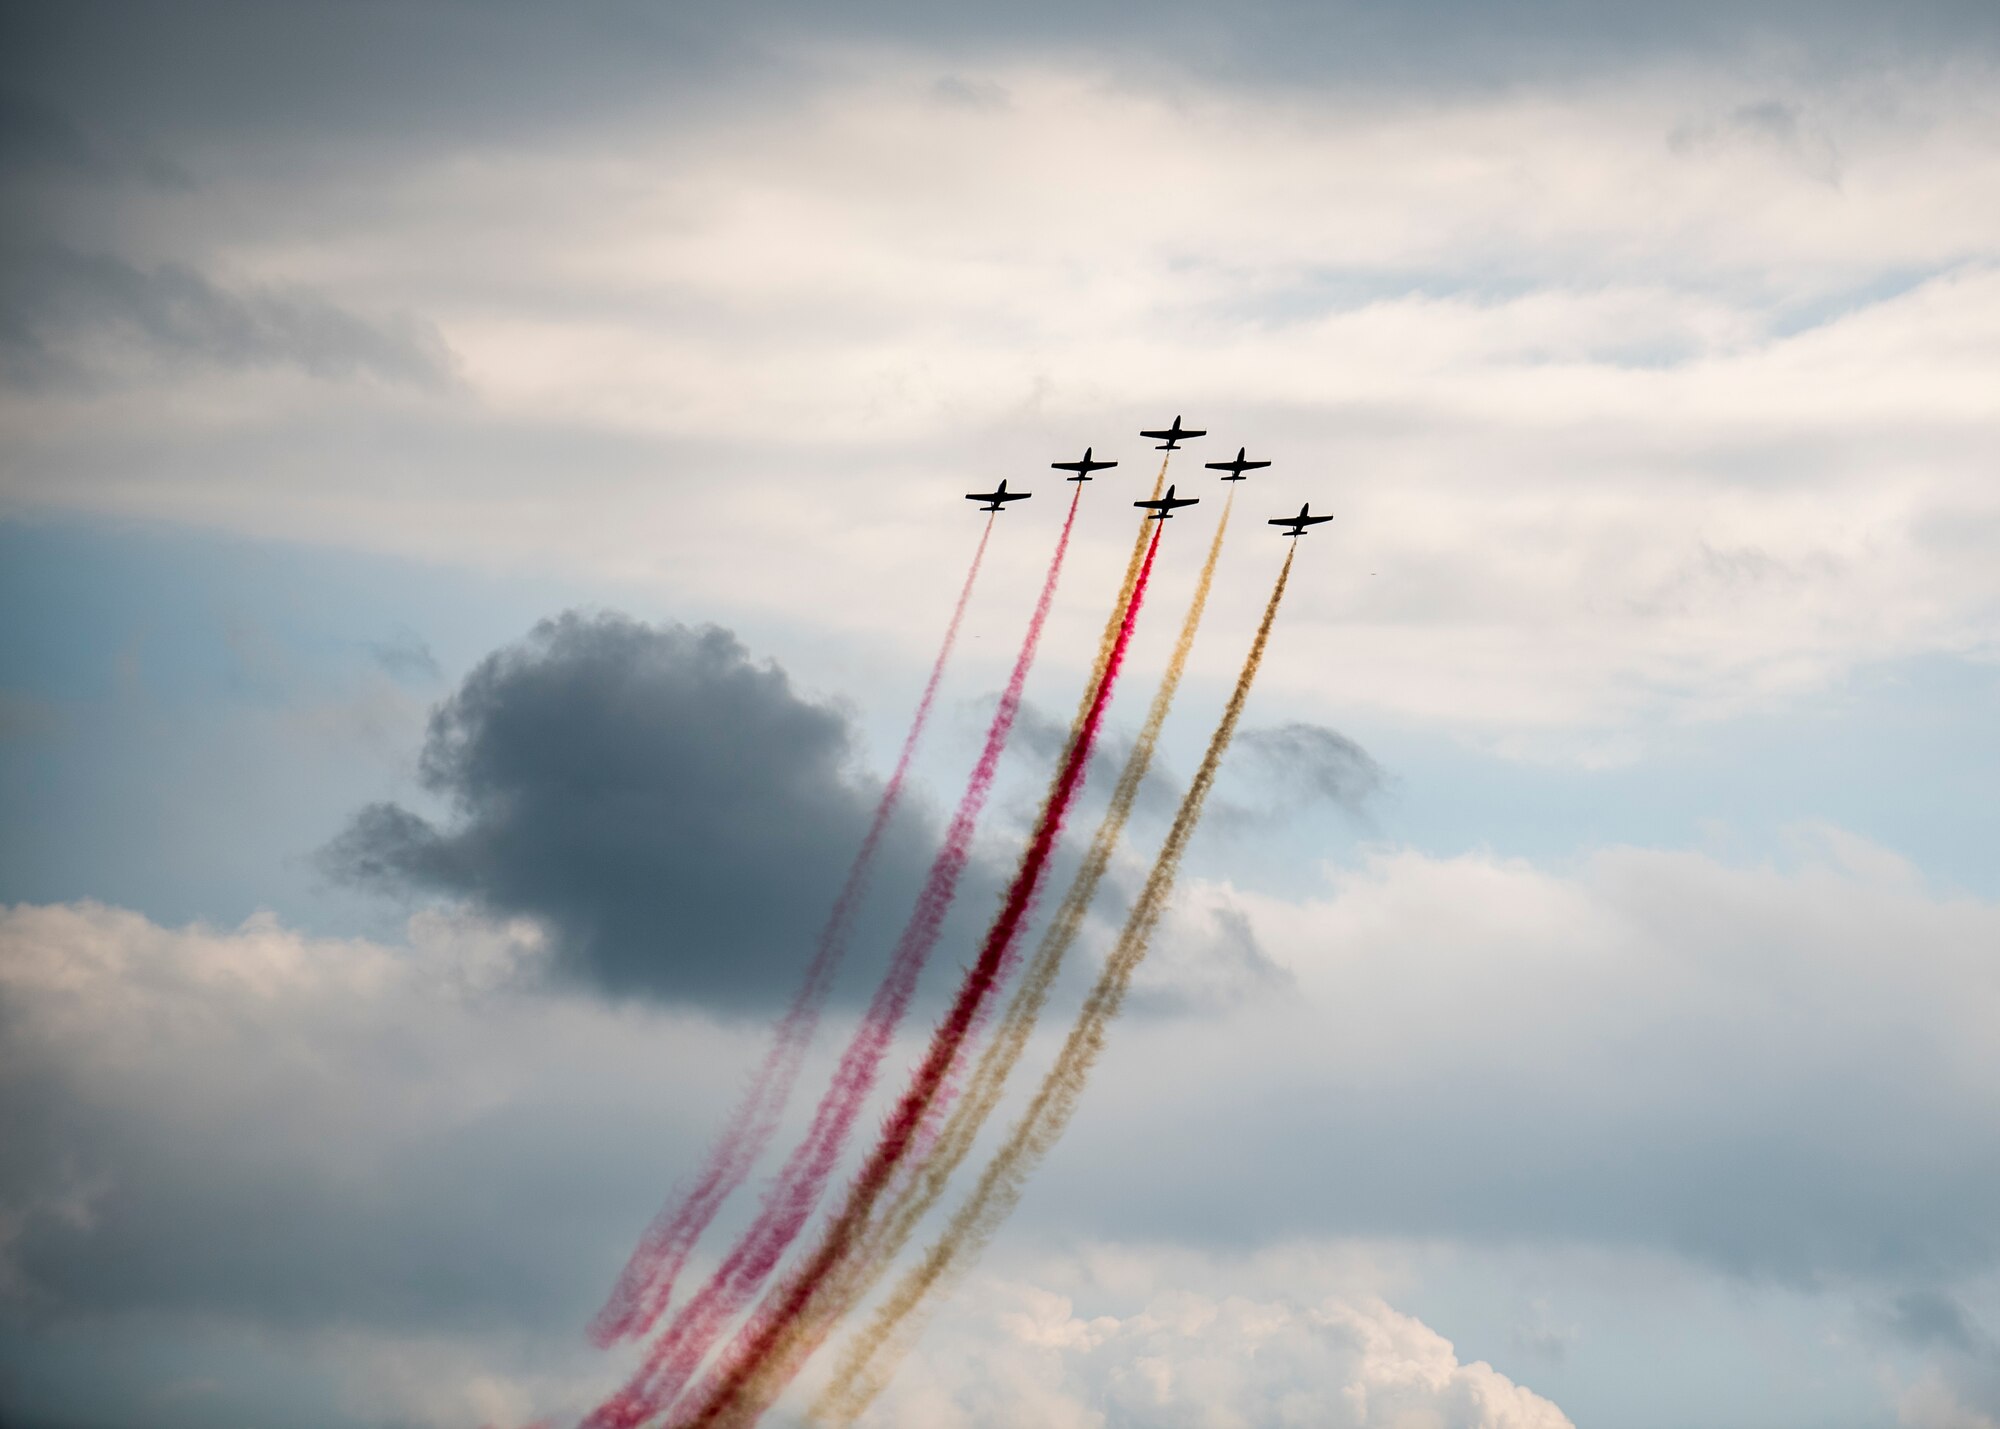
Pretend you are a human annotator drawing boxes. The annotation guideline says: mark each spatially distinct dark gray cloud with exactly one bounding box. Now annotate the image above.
[0,90,109,178]
[323,610,950,1007]
[1216,721,1388,828]
[1002,706,1387,832]
[3,0,1995,170]
[0,88,189,188]
[0,245,458,390]
[1235,722,1387,813]
[1005,697,1175,819]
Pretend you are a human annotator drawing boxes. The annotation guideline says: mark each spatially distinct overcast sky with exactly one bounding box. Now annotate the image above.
[4,3,2000,1427]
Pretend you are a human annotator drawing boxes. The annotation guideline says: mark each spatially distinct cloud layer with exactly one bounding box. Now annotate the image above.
[7,822,1999,1423]
[5,48,1997,741]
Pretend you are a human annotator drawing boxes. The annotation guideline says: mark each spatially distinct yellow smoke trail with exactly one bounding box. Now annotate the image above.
[817,543,1297,1425]
[695,460,1178,1428]
[1075,457,1168,726]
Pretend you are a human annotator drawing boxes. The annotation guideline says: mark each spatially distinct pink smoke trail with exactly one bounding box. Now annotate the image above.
[590,516,998,1349]
[579,490,1083,1429]
[667,522,1166,1429]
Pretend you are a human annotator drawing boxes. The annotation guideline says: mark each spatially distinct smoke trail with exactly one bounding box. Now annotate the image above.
[917,455,1169,1129]
[578,493,1082,1429]
[592,517,997,1349]
[741,493,1237,1418]
[672,523,1169,1429]
[818,543,1297,1427]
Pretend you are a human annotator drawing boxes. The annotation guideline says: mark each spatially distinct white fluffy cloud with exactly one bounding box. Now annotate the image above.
[856,1279,1571,1429]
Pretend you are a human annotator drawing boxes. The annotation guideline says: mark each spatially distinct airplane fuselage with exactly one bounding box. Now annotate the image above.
[1140,415,1206,451]
[1052,446,1118,481]
[1205,447,1271,481]
[1269,502,1331,536]
[1135,483,1200,520]
[967,479,1032,513]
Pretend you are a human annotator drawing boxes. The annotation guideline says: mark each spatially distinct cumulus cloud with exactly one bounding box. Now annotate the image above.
[322,610,958,1007]
[859,1279,1573,1429]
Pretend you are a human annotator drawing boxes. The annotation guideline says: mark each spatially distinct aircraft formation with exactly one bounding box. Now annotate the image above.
[967,416,1333,535]
[582,414,1318,1429]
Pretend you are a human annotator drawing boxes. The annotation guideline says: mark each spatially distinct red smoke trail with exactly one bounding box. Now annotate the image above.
[590,517,998,1349]
[579,494,1081,1429]
[669,522,1166,1429]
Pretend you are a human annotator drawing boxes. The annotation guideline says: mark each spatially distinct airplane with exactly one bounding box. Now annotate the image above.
[966,480,1032,513]
[1134,485,1200,520]
[1204,447,1271,481]
[1139,415,1206,450]
[1268,503,1334,537]
[1051,447,1118,481]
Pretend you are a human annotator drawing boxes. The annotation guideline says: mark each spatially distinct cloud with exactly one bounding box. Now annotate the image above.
[1890,1290,1984,1353]
[1013,828,2000,1284]
[5,1,1996,166]
[0,91,111,180]
[5,58,1997,739]
[1222,721,1388,823]
[1667,97,1843,185]
[365,627,442,684]
[322,610,953,1007]
[1890,1289,2000,1428]
[1126,891,1299,1015]
[8,846,1998,1423]
[1004,697,1170,818]
[0,245,458,391]
[0,900,611,1332]
[0,897,1575,1428]
[858,1278,1572,1429]
[0,899,754,1425]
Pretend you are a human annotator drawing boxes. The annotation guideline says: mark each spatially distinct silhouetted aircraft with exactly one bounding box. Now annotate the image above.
[1204,447,1271,481]
[1051,447,1118,481]
[1269,503,1333,536]
[967,480,1032,513]
[1134,485,1200,520]
[1139,415,1206,450]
